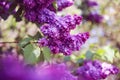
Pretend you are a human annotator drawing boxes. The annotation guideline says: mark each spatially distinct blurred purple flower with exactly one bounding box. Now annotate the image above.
[85,13,103,24]
[0,55,34,80]
[35,63,77,80]
[84,0,98,7]
[77,60,119,80]
[0,54,77,80]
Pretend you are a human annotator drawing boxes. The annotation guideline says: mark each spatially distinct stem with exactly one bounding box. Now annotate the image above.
[0,41,38,44]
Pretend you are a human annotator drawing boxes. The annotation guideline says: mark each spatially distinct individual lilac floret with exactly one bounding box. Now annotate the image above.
[57,0,74,11]
[35,63,77,80]
[77,60,119,80]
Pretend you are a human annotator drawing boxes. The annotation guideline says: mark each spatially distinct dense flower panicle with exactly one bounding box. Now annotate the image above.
[77,60,119,80]
[38,8,89,55]
[38,32,89,55]
[35,63,77,80]
[0,0,89,55]
[23,0,74,22]
[39,11,83,37]
[57,0,74,11]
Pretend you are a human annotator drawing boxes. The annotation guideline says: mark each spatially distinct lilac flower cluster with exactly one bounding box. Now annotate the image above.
[81,0,103,24]
[23,0,74,22]
[0,54,76,80]
[38,10,89,55]
[26,0,89,55]
[77,60,119,80]
[0,0,89,55]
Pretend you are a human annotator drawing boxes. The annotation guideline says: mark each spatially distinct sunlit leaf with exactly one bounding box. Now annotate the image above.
[42,47,51,61]
[23,44,40,64]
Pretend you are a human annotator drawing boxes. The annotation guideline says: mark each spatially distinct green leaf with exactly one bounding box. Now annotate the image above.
[42,47,51,61]
[85,50,94,60]
[19,37,33,48]
[77,58,84,64]
[96,49,105,56]
[64,56,70,61]
[103,46,115,63]
[53,1,58,10]
[23,44,40,64]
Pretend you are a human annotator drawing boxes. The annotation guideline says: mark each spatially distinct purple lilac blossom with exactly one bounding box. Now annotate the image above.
[23,0,89,55]
[38,9,89,55]
[57,0,74,11]
[24,0,74,22]
[38,32,89,55]
[77,60,119,80]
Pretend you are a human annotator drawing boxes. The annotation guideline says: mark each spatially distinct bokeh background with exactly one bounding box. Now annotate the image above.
[0,0,120,80]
